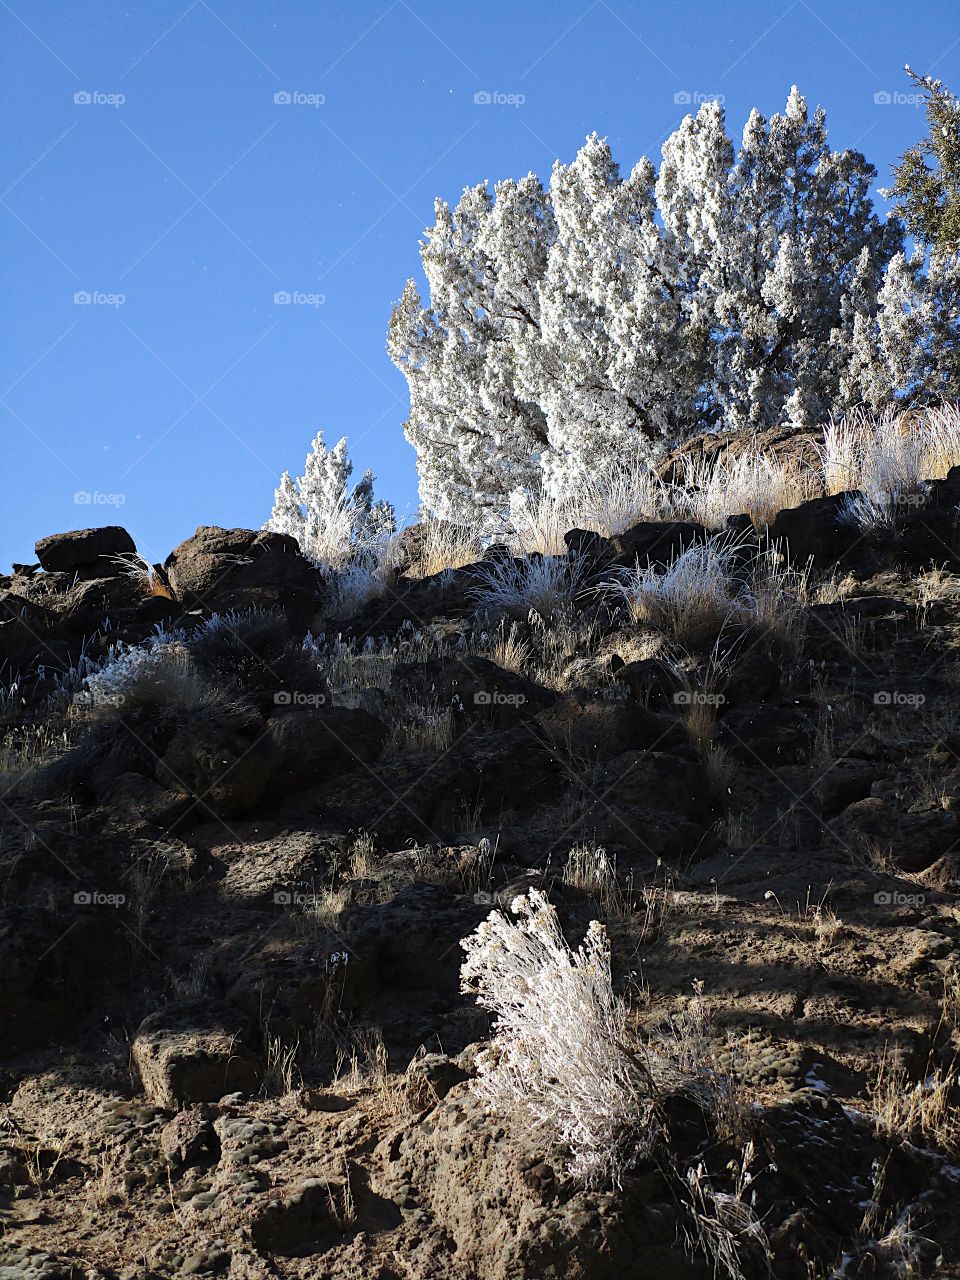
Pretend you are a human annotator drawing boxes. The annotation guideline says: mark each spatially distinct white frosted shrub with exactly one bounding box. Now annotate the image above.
[460,890,652,1186]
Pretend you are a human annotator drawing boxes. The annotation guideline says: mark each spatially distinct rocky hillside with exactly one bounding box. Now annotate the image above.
[2,475,960,1279]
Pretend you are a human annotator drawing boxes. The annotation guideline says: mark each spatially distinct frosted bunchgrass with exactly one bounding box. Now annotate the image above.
[403,517,483,578]
[470,554,587,619]
[506,488,578,556]
[674,449,816,530]
[603,536,747,647]
[566,458,670,537]
[743,541,810,649]
[819,405,955,530]
[460,890,653,1186]
[321,560,389,618]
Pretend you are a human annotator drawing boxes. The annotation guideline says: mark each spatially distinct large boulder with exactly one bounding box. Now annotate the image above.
[534,699,686,763]
[163,526,322,616]
[894,466,960,566]
[767,493,866,569]
[34,525,135,574]
[0,592,55,663]
[0,906,122,1057]
[829,797,958,873]
[391,656,558,727]
[341,564,480,640]
[382,1085,702,1280]
[657,422,821,488]
[718,700,818,766]
[608,520,707,568]
[593,750,714,825]
[131,999,261,1107]
[12,572,148,635]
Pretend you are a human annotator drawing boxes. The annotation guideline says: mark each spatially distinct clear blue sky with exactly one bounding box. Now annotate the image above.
[2,0,957,568]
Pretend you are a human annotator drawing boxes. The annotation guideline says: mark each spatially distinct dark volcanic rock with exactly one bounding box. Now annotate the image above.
[34,525,135,574]
[267,705,386,795]
[155,710,273,817]
[767,493,862,569]
[608,520,707,568]
[163,525,322,617]
[391,655,558,726]
[131,999,261,1106]
[535,698,686,763]
[830,796,958,872]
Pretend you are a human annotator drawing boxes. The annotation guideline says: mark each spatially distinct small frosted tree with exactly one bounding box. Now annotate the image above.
[890,69,960,254]
[266,432,395,567]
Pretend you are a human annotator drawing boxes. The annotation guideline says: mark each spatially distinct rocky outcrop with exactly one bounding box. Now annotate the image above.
[163,525,324,618]
[34,525,136,574]
[6,483,960,1277]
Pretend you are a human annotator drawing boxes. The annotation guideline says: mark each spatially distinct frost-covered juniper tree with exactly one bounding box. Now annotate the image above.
[387,174,554,524]
[872,72,960,404]
[266,431,395,566]
[658,88,901,432]
[389,88,902,525]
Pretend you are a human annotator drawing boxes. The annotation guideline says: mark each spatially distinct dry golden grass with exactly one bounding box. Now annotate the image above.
[870,1044,959,1153]
[404,518,483,578]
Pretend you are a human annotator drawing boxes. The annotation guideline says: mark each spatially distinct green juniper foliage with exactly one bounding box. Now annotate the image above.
[891,68,960,254]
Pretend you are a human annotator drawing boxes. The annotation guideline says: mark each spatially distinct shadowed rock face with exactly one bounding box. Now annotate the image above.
[4,484,960,1276]
[131,999,262,1107]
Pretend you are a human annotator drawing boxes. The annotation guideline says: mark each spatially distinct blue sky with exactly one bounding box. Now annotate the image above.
[2,0,957,568]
